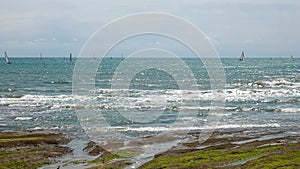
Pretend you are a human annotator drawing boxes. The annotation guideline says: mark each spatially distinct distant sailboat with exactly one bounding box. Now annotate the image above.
[290,55,294,60]
[239,51,245,61]
[69,53,72,61]
[121,53,124,60]
[40,53,43,60]
[4,52,11,64]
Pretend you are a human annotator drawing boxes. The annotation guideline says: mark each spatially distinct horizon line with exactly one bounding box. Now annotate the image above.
[3,56,298,58]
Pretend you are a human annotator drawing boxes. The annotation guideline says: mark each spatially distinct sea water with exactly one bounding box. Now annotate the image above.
[0,57,299,137]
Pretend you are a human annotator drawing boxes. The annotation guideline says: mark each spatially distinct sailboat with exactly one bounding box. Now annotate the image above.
[69,53,72,62]
[121,53,124,60]
[239,51,245,61]
[290,55,294,60]
[4,52,11,64]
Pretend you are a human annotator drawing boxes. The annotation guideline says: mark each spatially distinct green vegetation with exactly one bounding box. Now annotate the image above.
[243,144,300,169]
[0,146,53,169]
[1,131,299,169]
[88,153,121,165]
[86,153,129,169]
[0,160,51,169]
[0,132,71,169]
[114,148,142,157]
[141,143,300,169]
[0,137,43,143]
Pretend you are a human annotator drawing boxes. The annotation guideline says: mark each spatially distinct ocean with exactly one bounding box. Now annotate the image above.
[0,57,300,165]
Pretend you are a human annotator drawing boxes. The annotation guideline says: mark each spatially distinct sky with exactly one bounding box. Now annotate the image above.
[0,0,299,57]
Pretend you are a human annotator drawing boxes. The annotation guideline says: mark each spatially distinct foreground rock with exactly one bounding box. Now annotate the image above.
[140,129,300,169]
[0,132,71,169]
[82,141,132,169]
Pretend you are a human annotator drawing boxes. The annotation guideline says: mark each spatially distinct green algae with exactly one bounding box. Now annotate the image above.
[88,153,121,165]
[141,143,300,169]
[0,137,43,143]
[0,147,53,169]
[242,144,300,169]
[0,132,71,169]
[0,160,51,169]
[114,148,142,157]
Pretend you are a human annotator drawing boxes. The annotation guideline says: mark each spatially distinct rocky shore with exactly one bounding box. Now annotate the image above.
[0,132,71,168]
[0,129,299,169]
[140,129,300,169]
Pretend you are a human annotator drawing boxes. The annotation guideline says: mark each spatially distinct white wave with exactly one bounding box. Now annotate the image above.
[265,78,300,87]
[224,88,300,102]
[249,78,300,88]
[215,123,280,129]
[0,84,299,112]
[117,126,200,132]
[225,106,300,113]
[28,127,43,130]
[109,123,280,132]
[27,125,73,131]
[280,108,300,113]
[0,94,94,111]
[14,117,33,121]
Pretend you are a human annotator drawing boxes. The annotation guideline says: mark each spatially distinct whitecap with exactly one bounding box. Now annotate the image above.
[107,123,280,132]
[14,117,33,121]
[280,108,300,113]
[214,123,280,129]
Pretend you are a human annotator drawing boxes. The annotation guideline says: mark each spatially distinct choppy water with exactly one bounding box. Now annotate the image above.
[0,58,299,136]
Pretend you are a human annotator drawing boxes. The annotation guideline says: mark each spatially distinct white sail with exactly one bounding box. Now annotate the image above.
[240,51,245,61]
[4,52,11,64]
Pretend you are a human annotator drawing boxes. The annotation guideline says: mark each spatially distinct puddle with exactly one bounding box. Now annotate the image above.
[232,133,289,145]
[223,156,260,167]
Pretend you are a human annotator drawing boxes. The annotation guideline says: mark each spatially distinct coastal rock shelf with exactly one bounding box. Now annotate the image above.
[0,129,299,169]
[0,132,71,169]
[139,130,300,169]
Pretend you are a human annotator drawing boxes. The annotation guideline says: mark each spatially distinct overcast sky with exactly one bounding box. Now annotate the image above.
[1,0,299,57]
